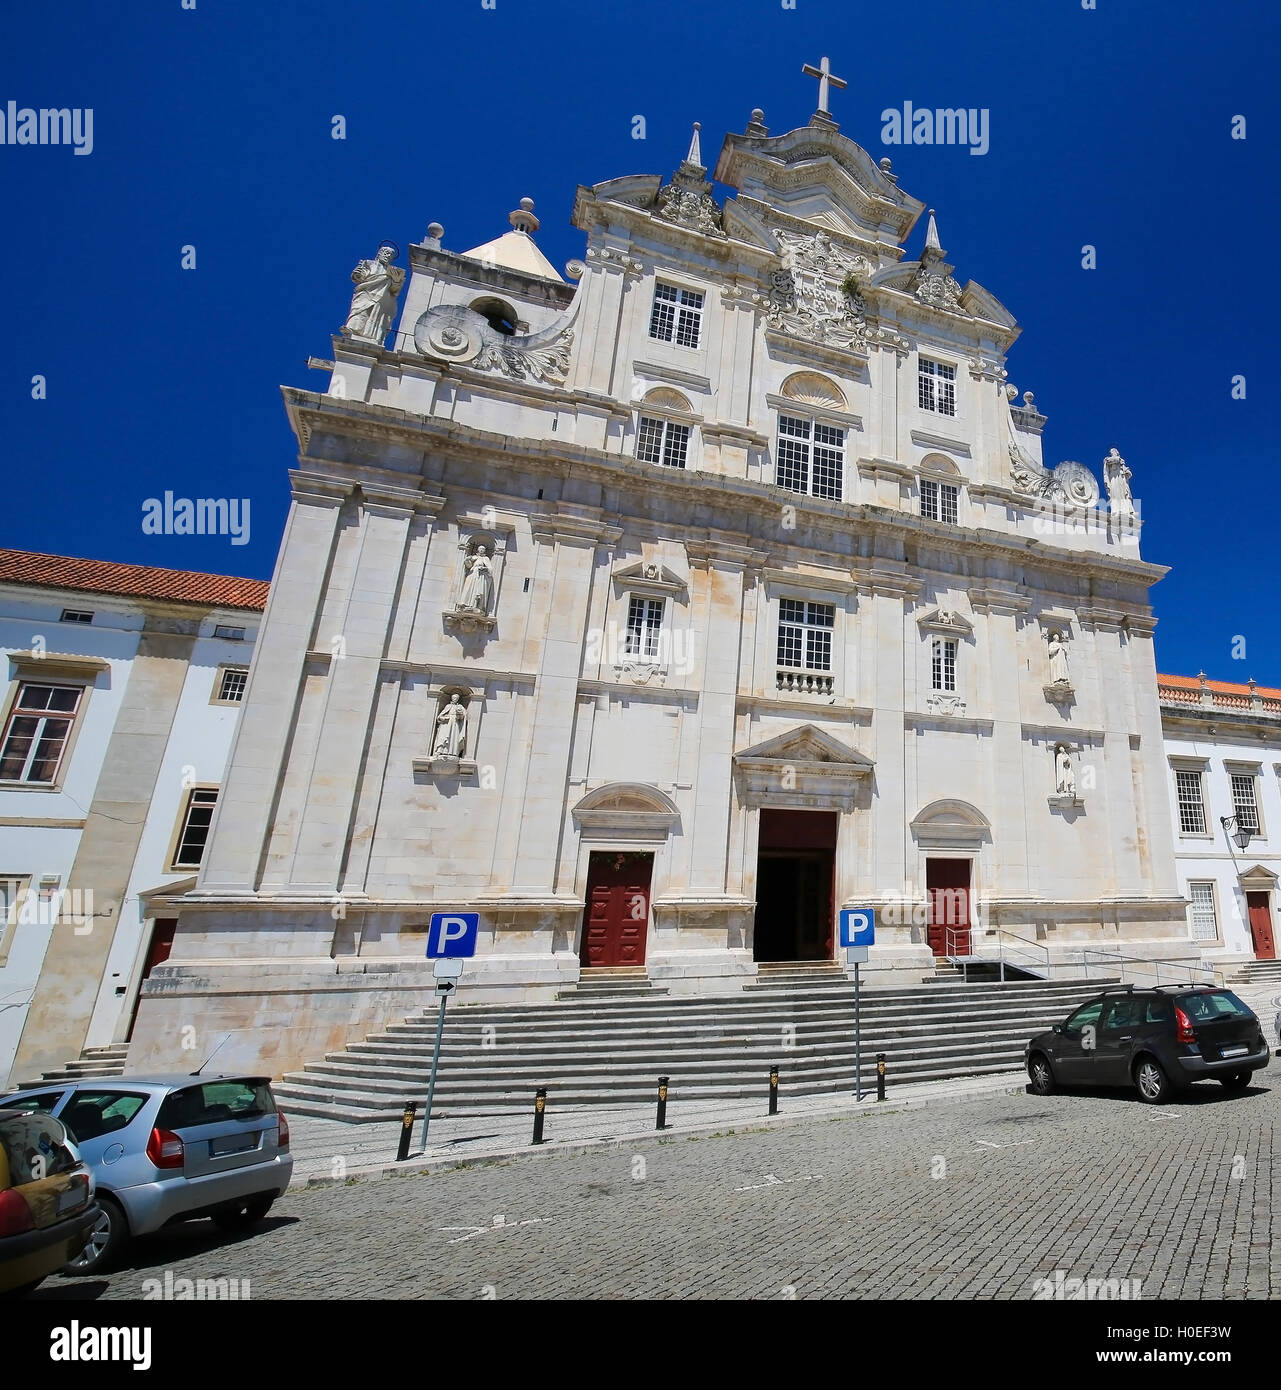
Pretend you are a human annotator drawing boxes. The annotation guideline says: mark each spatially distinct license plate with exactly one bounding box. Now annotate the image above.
[1221,1045,1248,1058]
[56,1183,83,1215]
[210,1133,256,1156]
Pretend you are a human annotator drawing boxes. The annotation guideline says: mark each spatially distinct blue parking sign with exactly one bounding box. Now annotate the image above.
[839,908,875,948]
[426,912,479,958]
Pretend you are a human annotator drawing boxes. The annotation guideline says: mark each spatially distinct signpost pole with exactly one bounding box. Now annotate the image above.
[420,990,449,1149]
[854,960,863,1102]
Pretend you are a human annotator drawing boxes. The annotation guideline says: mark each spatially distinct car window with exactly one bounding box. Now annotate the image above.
[1146,997,1172,1024]
[0,1090,63,1114]
[1177,991,1251,1021]
[157,1080,276,1130]
[1102,998,1144,1030]
[1063,1000,1104,1034]
[0,1111,80,1184]
[61,1091,150,1143]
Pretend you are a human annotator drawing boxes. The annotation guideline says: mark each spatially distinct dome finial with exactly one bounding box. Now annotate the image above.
[508,197,539,234]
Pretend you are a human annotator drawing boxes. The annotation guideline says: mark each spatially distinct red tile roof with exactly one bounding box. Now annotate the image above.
[0,549,269,612]
[1158,672,1281,701]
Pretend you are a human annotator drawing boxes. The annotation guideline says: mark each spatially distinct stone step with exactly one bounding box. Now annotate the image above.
[273,1058,1026,1123]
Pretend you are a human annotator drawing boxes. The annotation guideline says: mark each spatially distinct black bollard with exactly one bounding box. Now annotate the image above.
[532,1087,547,1145]
[395,1100,417,1162]
[876,1053,887,1102]
[656,1076,669,1131]
[768,1064,780,1116]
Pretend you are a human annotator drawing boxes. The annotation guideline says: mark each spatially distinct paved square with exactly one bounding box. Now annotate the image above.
[41,1076,1280,1300]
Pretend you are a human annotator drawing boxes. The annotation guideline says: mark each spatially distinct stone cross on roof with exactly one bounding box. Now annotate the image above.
[802,55,846,117]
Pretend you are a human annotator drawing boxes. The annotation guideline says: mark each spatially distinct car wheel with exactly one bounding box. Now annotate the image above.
[1134,1056,1174,1104]
[1218,1070,1252,1091]
[1027,1053,1056,1095]
[64,1195,127,1275]
[211,1195,274,1233]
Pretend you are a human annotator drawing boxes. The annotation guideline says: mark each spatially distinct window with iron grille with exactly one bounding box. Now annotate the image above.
[648,282,704,349]
[918,358,957,416]
[931,637,957,692]
[777,599,834,672]
[1231,773,1260,834]
[635,416,690,469]
[0,682,83,784]
[775,414,844,500]
[1175,768,1207,834]
[213,625,245,641]
[1188,881,1219,941]
[217,667,249,703]
[625,597,664,660]
[59,609,93,624]
[173,787,219,869]
[920,479,959,524]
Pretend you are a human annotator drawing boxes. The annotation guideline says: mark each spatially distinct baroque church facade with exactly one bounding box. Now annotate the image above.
[129,79,1192,1078]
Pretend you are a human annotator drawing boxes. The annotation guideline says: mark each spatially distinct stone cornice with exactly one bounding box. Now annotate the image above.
[685,536,771,570]
[530,508,624,547]
[856,455,916,483]
[279,389,1170,590]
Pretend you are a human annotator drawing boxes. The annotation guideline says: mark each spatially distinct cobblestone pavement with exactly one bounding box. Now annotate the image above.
[37,1069,1281,1301]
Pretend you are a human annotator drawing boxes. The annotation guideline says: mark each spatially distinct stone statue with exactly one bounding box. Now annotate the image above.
[1055,744,1075,797]
[432,693,467,759]
[1047,628,1070,685]
[457,544,495,616]
[343,244,405,344]
[1104,448,1133,516]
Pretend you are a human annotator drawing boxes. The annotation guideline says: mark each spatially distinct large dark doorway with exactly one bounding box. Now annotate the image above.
[753,809,837,962]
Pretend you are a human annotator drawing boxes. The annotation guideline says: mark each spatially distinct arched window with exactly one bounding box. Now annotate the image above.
[470,296,519,336]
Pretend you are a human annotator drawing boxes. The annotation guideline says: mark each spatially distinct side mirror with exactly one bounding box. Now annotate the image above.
[1052,1024,1064,1034]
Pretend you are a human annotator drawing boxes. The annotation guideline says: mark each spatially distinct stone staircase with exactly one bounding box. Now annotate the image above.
[556,966,668,1000]
[274,973,1115,1124]
[1230,959,1281,985]
[14,1043,130,1089]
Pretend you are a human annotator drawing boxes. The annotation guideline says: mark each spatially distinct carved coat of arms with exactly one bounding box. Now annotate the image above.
[766,230,873,350]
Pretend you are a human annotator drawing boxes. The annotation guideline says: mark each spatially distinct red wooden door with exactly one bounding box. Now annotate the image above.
[580,853,653,967]
[926,859,971,956]
[1246,891,1276,960]
[126,918,176,1038]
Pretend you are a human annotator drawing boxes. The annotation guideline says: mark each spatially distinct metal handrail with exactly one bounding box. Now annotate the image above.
[942,925,1052,982]
[1080,948,1225,990]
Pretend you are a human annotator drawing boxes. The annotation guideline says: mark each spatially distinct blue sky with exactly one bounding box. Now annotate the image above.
[2,0,1277,681]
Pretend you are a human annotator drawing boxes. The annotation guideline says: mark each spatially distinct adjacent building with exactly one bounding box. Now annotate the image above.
[123,91,1200,1082]
[1159,672,1281,970]
[0,550,265,1085]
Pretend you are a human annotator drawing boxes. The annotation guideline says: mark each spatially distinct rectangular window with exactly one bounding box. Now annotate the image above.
[635,416,690,469]
[648,282,704,349]
[1188,881,1219,941]
[939,483,958,524]
[931,637,957,692]
[216,667,249,703]
[213,625,245,642]
[59,609,93,624]
[172,787,219,869]
[1231,773,1260,835]
[625,597,664,660]
[0,875,31,966]
[1175,768,1207,834]
[918,358,957,417]
[777,599,834,672]
[776,414,844,500]
[0,682,83,784]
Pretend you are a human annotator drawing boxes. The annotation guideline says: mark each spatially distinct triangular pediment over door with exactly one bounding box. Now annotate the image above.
[734,724,873,811]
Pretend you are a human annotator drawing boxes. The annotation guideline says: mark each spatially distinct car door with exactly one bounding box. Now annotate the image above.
[1094,996,1145,1085]
[1054,999,1106,1084]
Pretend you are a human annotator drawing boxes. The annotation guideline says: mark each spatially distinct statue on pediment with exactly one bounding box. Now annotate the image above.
[343,243,404,345]
[1104,448,1133,516]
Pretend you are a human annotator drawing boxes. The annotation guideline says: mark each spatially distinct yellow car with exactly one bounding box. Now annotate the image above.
[0,1108,98,1297]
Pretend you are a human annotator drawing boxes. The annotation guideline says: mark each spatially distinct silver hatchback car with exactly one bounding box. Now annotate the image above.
[0,1074,293,1272]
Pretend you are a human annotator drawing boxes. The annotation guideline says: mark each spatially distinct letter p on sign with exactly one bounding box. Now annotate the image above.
[426,912,479,958]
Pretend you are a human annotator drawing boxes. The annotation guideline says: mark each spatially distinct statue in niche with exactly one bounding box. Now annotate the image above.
[1047,628,1070,685]
[343,243,405,344]
[1055,744,1076,797]
[1104,448,1133,516]
[432,693,468,759]
[456,543,496,616]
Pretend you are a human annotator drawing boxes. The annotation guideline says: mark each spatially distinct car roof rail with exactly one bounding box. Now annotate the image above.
[1152,982,1211,992]
[1095,984,1136,996]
